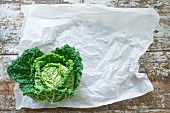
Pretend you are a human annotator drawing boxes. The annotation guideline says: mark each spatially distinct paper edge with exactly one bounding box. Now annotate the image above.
[21,4,159,20]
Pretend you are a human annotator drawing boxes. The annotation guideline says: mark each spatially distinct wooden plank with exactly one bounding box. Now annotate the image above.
[1,109,170,113]
[0,56,16,110]
[140,51,170,63]
[0,4,21,54]
[108,0,170,8]
[155,21,170,38]
[139,51,170,79]
[148,38,170,51]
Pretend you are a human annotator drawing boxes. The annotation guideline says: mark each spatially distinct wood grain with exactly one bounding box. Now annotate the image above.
[0,0,170,112]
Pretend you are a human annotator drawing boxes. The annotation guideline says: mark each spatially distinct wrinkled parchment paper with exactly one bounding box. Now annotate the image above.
[15,4,159,109]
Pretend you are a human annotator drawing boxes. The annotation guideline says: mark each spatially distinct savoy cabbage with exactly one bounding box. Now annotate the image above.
[7,44,83,103]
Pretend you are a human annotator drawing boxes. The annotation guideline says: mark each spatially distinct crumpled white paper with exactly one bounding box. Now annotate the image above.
[15,4,159,109]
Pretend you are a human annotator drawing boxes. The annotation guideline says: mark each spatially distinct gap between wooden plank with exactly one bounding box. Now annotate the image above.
[1,50,170,55]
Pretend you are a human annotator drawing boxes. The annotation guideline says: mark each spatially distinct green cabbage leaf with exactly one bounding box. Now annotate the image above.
[7,44,83,103]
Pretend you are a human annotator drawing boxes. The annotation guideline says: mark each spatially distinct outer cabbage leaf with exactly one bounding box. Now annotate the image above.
[7,44,83,104]
[7,47,44,92]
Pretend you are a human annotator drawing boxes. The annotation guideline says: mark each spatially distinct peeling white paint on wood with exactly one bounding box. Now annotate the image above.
[0,4,22,54]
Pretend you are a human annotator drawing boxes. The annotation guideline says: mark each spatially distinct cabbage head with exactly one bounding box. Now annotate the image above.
[7,44,83,103]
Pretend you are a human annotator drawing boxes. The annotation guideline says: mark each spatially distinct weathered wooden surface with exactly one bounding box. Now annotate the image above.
[0,0,170,112]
